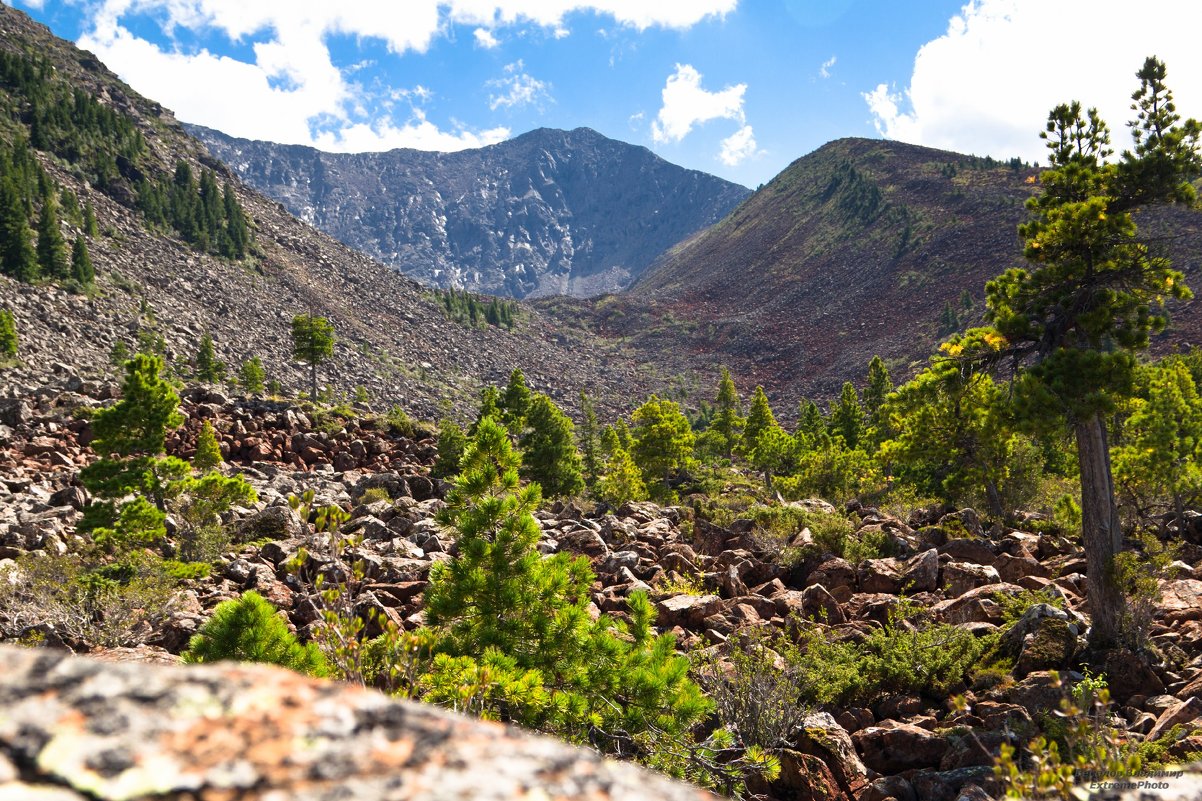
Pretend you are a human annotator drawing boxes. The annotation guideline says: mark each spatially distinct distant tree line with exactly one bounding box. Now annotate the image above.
[0,48,253,268]
[435,287,518,330]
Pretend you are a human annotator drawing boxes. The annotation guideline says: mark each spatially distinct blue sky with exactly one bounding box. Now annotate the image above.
[13,1,1202,188]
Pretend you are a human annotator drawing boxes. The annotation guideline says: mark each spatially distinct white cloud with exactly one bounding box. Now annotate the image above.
[651,63,747,144]
[487,60,552,111]
[819,55,835,79]
[719,124,759,165]
[71,0,737,153]
[473,27,500,48]
[864,0,1202,162]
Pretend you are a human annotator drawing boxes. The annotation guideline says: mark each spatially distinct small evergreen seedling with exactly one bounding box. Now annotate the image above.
[193,421,222,472]
[182,591,327,676]
[0,309,17,358]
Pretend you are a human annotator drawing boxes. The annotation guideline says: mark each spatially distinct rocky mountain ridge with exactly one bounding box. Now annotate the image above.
[187,124,750,299]
[541,137,1202,406]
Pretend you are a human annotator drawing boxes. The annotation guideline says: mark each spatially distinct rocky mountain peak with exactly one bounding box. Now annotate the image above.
[187,123,750,299]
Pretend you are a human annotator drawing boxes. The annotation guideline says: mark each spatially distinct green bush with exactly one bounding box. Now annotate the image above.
[787,599,990,705]
[0,552,176,648]
[360,486,392,505]
[183,591,327,676]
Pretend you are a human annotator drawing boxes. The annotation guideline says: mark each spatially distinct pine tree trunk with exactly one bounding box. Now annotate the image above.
[1076,413,1125,649]
[984,480,1004,520]
[310,359,317,403]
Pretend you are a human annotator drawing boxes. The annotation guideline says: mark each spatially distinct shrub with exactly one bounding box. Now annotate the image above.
[385,405,416,438]
[0,552,177,648]
[182,591,327,676]
[360,486,392,505]
[786,599,990,705]
[693,626,812,749]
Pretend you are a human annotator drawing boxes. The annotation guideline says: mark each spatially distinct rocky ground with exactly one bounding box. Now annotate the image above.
[4,379,1202,800]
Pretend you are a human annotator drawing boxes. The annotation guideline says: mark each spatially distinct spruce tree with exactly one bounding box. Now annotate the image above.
[195,333,225,383]
[0,309,16,358]
[237,356,266,394]
[70,236,94,286]
[183,591,327,676]
[578,390,601,488]
[710,366,744,456]
[36,193,68,279]
[290,311,335,402]
[519,393,584,498]
[0,179,37,281]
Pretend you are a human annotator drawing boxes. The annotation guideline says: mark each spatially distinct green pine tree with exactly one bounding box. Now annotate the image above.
[863,356,893,418]
[828,382,864,449]
[631,395,694,496]
[578,390,601,488]
[795,399,828,448]
[966,57,1200,647]
[596,446,646,507]
[237,356,266,394]
[710,366,744,456]
[193,420,222,473]
[83,200,99,236]
[741,386,777,455]
[421,417,709,748]
[431,417,468,479]
[0,178,37,281]
[291,311,335,402]
[1113,361,1202,525]
[475,385,503,431]
[70,236,94,287]
[182,591,327,676]
[500,368,531,432]
[78,354,187,549]
[36,193,69,279]
[195,333,225,383]
[519,393,584,498]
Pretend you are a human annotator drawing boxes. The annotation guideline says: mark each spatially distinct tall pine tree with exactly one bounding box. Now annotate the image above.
[36,193,68,279]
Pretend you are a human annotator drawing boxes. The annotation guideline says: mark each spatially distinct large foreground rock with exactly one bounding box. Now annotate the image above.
[0,646,716,801]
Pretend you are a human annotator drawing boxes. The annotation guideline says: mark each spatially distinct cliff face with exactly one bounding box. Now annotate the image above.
[0,645,718,801]
[187,124,750,298]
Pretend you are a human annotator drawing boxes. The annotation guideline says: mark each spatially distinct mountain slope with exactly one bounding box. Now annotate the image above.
[0,5,660,421]
[589,137,1202,403]
[186,124,750,298]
